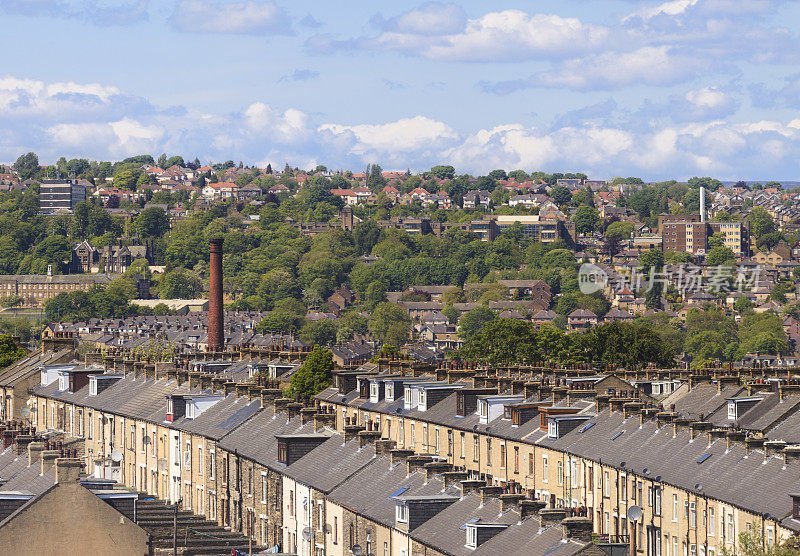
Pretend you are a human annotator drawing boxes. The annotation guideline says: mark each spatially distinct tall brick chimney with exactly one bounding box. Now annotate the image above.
[208,238,224,352]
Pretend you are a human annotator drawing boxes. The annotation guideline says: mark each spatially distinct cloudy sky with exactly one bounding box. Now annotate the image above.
[2,0,800,180]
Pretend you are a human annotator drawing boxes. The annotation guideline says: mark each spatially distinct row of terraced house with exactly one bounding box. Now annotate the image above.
[9,342,800,555]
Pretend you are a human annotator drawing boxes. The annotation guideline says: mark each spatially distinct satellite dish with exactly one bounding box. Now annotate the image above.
[110,449,123,463]
[642,467,650,475]
[157,458,168,472]
[627,505,642,522]
[694,483,703,492]
[324,524,332,534]
[351,544,363,556]
[142,436,151,445]
[655,475,662,482]
[19,408,30,418]
[302,527,313,542]
[619,461,626,468]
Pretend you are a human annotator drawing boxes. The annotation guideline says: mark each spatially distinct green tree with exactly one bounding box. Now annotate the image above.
[369,302,410,347]
[430,165,455,180]
[287,346,334,399]
[300,319,338,346]
[550,185,572,205]
[640,249,664,309]
[747,207,776,239]
[0,335,25,369]
[573,205,599,234]
[135,206,170,239]
[13,152,39,181]
[159,268,203,299]
[458,306,496,340]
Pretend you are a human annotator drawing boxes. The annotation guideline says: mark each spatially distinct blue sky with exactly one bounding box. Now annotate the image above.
[2,0,800,180]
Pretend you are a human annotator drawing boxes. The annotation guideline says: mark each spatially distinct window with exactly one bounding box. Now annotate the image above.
[558,461,564,485]
[466,526,477,548]
[448,430,453,457]
[514,447,519,474]
[603,471,609,496]
[709,507,715,535]
[621,474,627,499]
[690,502,696,528]
[209,450,215,479]
[673,494,679,522]
[333,516,338,544]
[650,486,661,516]
[500,443,506,469]
[261,473,267,502]
[542,455,548,482]
[672,536,678,556]
[198,447,203,474]
[486,438,492,466]
[528,453,534,476]
[727,514,734,540]
[130,425,135,449]
[460,432,465,459]
[571,459,578,489]
[548,420,558,438]
[473,436,479,462]
[410,424,415,447]
[435,427,440,454]
[396,504,409,523]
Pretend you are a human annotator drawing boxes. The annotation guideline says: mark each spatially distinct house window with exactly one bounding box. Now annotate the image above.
[396,504,408,523]
[673,494,678,522]
[466,526,477,548]
[261,473,267,502]
[486,438,491,466]
[528,453,534,476]
[278,441,288,464]
[557,461,564,485]
[500,444,506,469]
[410,424,415,447]
[603,471,609,496]
[514,447,519,474]
[542,455,548,482]
[447,430,453,457]
[709,507,715,535]
[460,432,465,458]
[473,435,479,462]
[333,516,338,544]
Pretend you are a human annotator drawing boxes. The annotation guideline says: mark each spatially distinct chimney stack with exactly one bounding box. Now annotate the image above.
[208,238,224,352]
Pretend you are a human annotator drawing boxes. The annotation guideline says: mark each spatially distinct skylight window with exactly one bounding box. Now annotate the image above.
[579,422,595,433]
[610,431,625,441]
[390,487,409,498]
[697,453,712,464]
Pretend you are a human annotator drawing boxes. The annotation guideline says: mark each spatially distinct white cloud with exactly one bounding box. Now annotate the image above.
[170,1,291,35]
[312,9,609,62]
[6,74,800,181]
[622,0,699,23]
[0,0,149,25]
[527,46,708,91]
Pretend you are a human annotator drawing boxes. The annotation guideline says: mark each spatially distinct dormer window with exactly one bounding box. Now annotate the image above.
[278,440,288,464]
[89,379,97,396]
[503,407,512,420]
[167,398,174,415]
[548,420,558,438]
[727,401,735,420]
[466,525,478,549]
[396,504,409,524]
[418,391,426,409]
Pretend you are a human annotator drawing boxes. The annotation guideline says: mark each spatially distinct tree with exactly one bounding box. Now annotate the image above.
[430,165,455,180]
[573,205,599,234]
[159,269,203,299]
[165,156,185,168]
[113,166,141,190]
[287,346,334,399]
[706,246,736,266]
[640,249,664,309]
[0,335,25,369]
[300,319,338,347]
[458,306,496,340]
[488,169,507,181]
[734,295,754,314]
[550,186,572,206]
[135,206,170,239]
[747,207,776,239]
[13,152,39,181]
[604,221,634,239]
[369,302,410,347]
